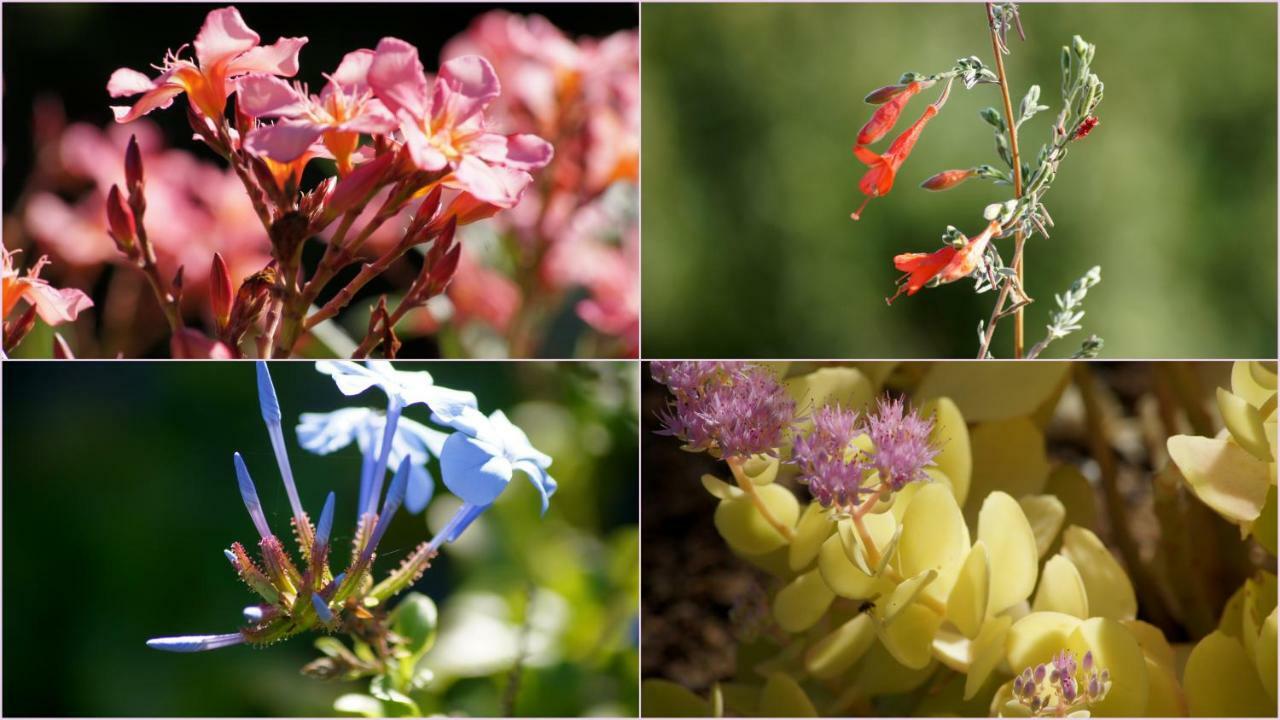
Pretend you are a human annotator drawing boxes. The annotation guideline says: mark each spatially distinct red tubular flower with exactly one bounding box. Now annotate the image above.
[920,168,976,191]
[851,105,938,220]
[1074,115,1100,140]
[856,81,922,146]
[887,220,1002,303]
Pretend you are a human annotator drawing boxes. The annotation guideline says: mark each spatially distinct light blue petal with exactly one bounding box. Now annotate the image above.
[311,593,334,623]
[417,386,482,431]
[256,362,282,423]
[396,417,450,457]
[405,465,435,514]
[315,361,384,397]
[440,433,513,506]
[488,410,553,468]
[147,632,245,652]
[512,459,556,514]
[296,408,374,455]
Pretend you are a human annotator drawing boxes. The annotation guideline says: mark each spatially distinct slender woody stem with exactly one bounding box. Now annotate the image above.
[985,2,1027,358]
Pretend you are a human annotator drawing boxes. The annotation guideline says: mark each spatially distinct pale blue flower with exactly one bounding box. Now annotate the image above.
[296,408,447,514]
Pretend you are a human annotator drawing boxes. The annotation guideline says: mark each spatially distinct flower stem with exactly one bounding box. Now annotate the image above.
[726,458,796,542]
[985,2,1026,359]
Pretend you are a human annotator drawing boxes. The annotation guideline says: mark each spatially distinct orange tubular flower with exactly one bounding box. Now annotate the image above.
[856,81,922,146]
[887,219,1002,304]
[851,105,938,220]
[920,168,976,191]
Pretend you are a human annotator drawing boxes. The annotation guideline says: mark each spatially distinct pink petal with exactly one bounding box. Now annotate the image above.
[107,68,156,97]
[448,157,531,208]
[331,49,375,90]
[193,7,260,70]
[26,282,93,326]
[244,121,325,162]
[434,55,500,124]
[468,133,553,171]
[111,84,185,123]
[335,100,398,135]
[367,37,431,119]
[399,116,448,172]
[228,36,309,77]
[236,74,307,118]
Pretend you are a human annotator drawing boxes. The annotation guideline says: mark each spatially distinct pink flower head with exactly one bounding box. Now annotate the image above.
[652,362,796,460]
[108,6,307,123]
[792,406,873,511]
[2,249,93,326]
[239,50,398,176]
[367,38,553,208]
[864,396,938,490]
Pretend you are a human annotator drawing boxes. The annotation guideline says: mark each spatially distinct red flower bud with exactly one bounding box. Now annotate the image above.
[920,169,976,191]
[210,252,233,331]
[1074,115,1099,140]
[124,135,144,197]
[105,184,137,252]
[863,84,910,105]
[857,81,922,146]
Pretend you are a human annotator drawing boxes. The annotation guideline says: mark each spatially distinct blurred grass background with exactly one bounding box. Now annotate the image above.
[2,361,638,716]
[642,3,1277,358]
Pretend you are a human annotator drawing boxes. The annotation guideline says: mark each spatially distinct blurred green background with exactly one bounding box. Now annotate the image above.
[642,3,1277,358]
[3,361,638,716]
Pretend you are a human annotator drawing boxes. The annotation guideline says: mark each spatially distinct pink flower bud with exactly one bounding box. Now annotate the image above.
[170,328,233,359]
[211,252,233,330]
[124,135,144,196]
[105,185,137,251]
[327,153,396,216]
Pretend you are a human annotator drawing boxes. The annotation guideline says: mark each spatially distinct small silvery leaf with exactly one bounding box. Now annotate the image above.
[980,107,1006,131]
[996,133,1014,167]
[983,203,1003,221]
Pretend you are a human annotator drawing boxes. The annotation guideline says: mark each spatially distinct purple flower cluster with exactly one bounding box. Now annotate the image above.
[865,396,938,490]
[792,406,871,509]
[1013,650,1110,716]
[651,361,794,460]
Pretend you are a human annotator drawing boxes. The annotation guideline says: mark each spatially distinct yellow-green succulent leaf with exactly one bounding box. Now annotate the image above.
[714,485,799,556]
[758,673,818,718]
[899,483,971,603]
[641,679,709,717]
[804,613,877,680]
[1183,630,1274,717]
[1233,361,1278,408]
[1256,608,1277,701]
[947,541,991,639]
[1061,526,1137,621]
[1033,554,1090,618]
[789,502,835,572]
[701,473,742,500]
[1045,465,1099,536]
[1245,485,1277,556]
[880,569,938,625]
[967,419,1052,519]
[773,568,836,634]
[1007,611,1084,670]
[1019,495,1068,558]
[979,491,1040,615]
[1141,655,1187,717]
[818,533,890,599]
[964,614,1015,700]
[1167,434,1270,524]
[741,453,780,486]
[1064,617,1150,716]
[914,362,1069,423]
[787,367,874,427]
[1218,387,1274,462]
[877,603,944,670]
[921,397,972,506]
[1121,619,1177,673]
[852,641,938,697]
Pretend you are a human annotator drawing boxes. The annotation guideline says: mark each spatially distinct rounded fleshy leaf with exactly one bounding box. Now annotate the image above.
[641,679,708,717]
[978,491,1039,615]
[1122,619,1177,672]
[930,627,972,673]
[964,614,1013,700]
[852,641,937,696]
[1241,573,1278,667]
[1233,361,1278,408]
[740,454,779,486]
[946,541,990,639]
[786,367,874,426]
[1033,554,1089,618]
[773,568,836,633]
[899,483,970,603]
[879,569,937,625]
[789,502,835,572]
[1045,465,1098,535]
[840,511,898,575]
[713,485,799,556]
[818,533,889,599]
[1061,526,1136,621]
[701,474,741,501]
[914,363,1069,422]
[920,397,971,506]
[1183,630,1273,716]
[1007,611,1083,670]
[877,603,943,670]
[1142,655,1187,716]
[804,614,876,679]
[967,419,1051,518]
[1246,485,1277,556]
[758,673,817,717]
[1219,387,1273,461]
[1063,617,1150,716]
[1256,608,1277,701]
[1018,495,1067,558]
[1167,435,1270,523]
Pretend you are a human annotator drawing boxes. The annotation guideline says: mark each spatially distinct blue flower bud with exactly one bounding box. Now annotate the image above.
[147,632,245,653]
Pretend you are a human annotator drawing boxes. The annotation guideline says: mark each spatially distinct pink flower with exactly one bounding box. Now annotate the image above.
[108,6,307,123]
[2,249,93,326]
[366,38,553,208]
[448,247,521,332]
[238,50,398,176]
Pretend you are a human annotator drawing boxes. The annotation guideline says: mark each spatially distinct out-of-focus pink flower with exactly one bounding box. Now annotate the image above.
[239,50,397,176]
[447,247,520,332]
[366,39,553,207]
[108,6,307,123]
[2,249,93,326]
[170,327,234,358]
[24,121,269,300]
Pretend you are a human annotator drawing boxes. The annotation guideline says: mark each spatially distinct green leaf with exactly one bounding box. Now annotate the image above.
[759,673,818,717]
[641,679,709,717]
